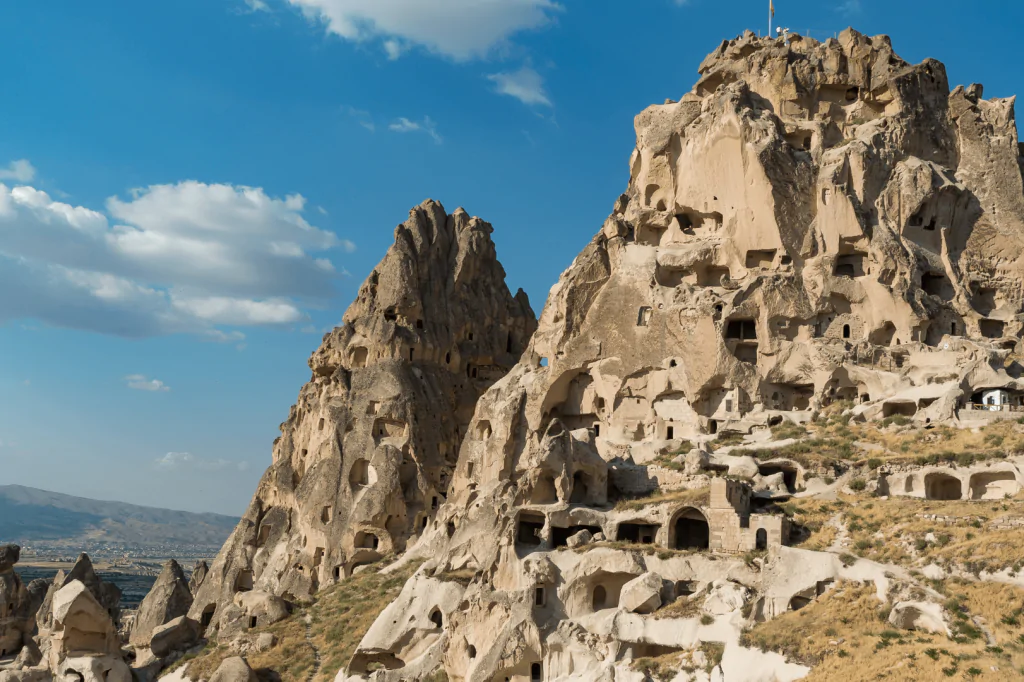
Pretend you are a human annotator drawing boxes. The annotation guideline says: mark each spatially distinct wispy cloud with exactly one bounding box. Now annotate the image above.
[488,67,552,107]
[0,159,36,183]
[341,105,376,132]
[124,374,171,392]
[243,0,271,12]
[389,116,442,143]
[837,0,862,15]
[154,452,250,472]
[285,0,561,61]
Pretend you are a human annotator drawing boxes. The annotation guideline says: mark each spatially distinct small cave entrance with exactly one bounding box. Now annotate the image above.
[882,402,917,418]
[789,595,812,611]
[429,608,443,629]
[531,473,558,504]
[637,306,653,327]
[349,459,370,488]
[675,580,697,597]
[745,249,777,269]
[552,524,602,548]
[569,471,593,504]
[726,319,758,341]
[980,319,1005,339]
[516,512,546,548]
[672,508,710,550]
[698,265,732,287]
[354,531,379,550]
[756,528,768,550]
[758,463,798,494]
[200,604,216,630]
[615,522,660,544]
[973,287,998,315]
[350,346,368,369]
[834,253,867,278]
[925,473,962,501]
[969,471,1018,500]
[922,272,952,300]
[234,569,253,593]
[531,662,543,682]
[591,584,618,611]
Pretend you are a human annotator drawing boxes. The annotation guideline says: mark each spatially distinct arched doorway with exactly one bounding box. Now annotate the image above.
[592,585,608,611]
[755,528,768,550]
[925,472,962,500]
[672,508,710,550]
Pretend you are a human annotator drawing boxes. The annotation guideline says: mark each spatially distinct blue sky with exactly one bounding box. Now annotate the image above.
[0,0,1020,516]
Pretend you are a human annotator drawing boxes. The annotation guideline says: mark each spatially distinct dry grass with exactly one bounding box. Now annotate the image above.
[783,493,1024,575]
[308,561,422,682]
[740,412,1024,474]
[742,581,1024,680]
[167,560,420,682]
[615,486,710,512]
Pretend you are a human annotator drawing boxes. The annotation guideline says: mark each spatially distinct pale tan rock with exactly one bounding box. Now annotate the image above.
[889,601,949,635]
[207,657,256,682]
[619,572,663,614]
[188,200,536,642]
[148,616,200,658]
[130,560,192,648]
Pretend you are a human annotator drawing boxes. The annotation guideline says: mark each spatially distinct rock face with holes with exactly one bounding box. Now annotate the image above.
[188,199,536,639]
[337,29,1024,682]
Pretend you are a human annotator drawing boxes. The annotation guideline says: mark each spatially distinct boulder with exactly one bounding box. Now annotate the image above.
[232,592,289,628]
[702,580,750,616]
[149,616,200,658]
[619,573,663,614]
[888,601,949,635]
[208,657,257,682]
[565,530,593,549]
[130,560,193,648]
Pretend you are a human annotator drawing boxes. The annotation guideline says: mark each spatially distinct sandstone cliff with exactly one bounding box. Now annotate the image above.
[188,200,537,635]
[336,29,1024,682]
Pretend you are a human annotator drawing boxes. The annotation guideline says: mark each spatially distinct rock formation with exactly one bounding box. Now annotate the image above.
[35,555,120,637]
[189,200,537,635]
[129,560,192,649]
[334,28,1024,681]
[0,546,40,660]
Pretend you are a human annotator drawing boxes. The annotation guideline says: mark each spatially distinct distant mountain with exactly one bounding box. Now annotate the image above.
[0,485,239,547]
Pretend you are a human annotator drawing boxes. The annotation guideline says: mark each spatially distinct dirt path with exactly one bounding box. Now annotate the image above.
[303,613,323,682]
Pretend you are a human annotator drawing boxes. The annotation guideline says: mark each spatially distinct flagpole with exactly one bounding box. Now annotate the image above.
[768,1,772,39]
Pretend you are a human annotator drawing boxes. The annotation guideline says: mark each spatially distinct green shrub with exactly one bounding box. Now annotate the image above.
[849,478,867,492]
[867,458,883,470]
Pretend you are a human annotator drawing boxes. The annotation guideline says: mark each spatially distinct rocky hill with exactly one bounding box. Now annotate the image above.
[6,26,1024,682]
[188,200,536,625]
[0,485,238,548]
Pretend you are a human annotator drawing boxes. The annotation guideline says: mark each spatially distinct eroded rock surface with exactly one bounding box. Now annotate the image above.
[340,29,1024,682]
[189,200,537,636]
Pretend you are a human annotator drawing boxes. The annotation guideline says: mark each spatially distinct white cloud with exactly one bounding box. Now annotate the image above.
[287,0,561,60]
[837,0,862,14]
[388,116,442,143]
[0,160,36,183]
[154,452,250,472]
[341,105,375,132]
[487,67,551,107]
[0,179,353,337]
[243,0,271,12]
[125,374,171,392]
